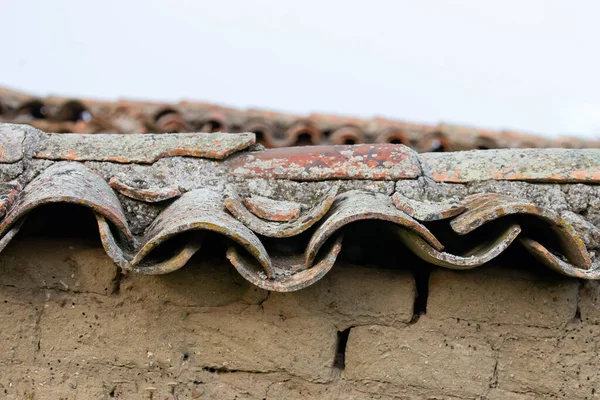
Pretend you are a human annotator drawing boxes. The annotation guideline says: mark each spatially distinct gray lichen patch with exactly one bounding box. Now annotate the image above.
[232,178,394,207]
[15,159,53,189]
[227,144,421,181]
[0,123,26,163]
[34,132,256,163]
[562,211,600,251]
[424,148,600,183]
[397,179,574,216]
[395,178,600,254]
[244,195,302,222]
[395,178,467,203]
[0,124,43,182]
[117,195,165,236]
[0,162,24,182]
[84,157,228,194]
[391,192,465,221]
[466,181,569,213]
[563,183,591,214]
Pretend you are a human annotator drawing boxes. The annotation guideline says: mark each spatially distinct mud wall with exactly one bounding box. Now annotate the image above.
[0,237,598,399]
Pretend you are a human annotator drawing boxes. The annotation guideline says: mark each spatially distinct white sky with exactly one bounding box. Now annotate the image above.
[2,0,600,138]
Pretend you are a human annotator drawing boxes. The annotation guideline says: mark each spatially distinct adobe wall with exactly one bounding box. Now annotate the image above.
[0,237,598,399]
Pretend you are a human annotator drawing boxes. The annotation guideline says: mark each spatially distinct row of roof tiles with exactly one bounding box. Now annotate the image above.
[1,157,598,291]
[1,87,598,151]
[1,124,600,290]
[4,125,600,184]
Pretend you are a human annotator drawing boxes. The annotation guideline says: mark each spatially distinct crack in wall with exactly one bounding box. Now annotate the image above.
[111,268,125,295]
[410,267,431,324]
[333,327,351,370]
[32,301,43,358]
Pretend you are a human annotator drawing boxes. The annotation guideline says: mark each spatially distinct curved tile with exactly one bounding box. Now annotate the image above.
[305,190,443,266]
[2,129,600,290]
[227,144,421,181]
[109,176,182,203]
[374,128,410,146]
[0,217,27,253]
[395,224,521,269]
[8,87,600,150]
[226,234,343,292]
[241,120,277,148]
[154,111,192,133]
[130,189,273,278]
[451,193,591,269]
[451,193,561,233]
[96,214,132,269]
[330,126,365,145]
[0,181,21,219]
[133,240,204,275]
[224,185,338,238]
[392,192,465,221]
[520,237,600,279]
[98,212,203,274]
[0,162,133,245]
[283,122,322,146]
[243,194,301,222]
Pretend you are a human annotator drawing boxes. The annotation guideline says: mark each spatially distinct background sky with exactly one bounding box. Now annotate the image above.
[2,1,600,138]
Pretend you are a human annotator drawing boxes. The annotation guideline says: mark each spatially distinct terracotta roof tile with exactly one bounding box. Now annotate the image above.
[423,148,600,183]
[2,87,598,151]
[1,123,600,291]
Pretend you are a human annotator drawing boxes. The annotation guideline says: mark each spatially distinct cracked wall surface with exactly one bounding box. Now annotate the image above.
[0,237,598,399]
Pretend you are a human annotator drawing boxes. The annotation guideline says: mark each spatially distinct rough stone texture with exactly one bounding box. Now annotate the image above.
[85,157,228,235]
[428,266,579,327]
[85,157,227,194]
[0,123,25,162]
[227,144,421,181]
[466,181,570,214]
[579,280,600,324]
[396,178,593,220]
[38,292,336,383]
[0,238,119,295]
[0,286,39,364]
[116,194,163,236]
[263,264,416,330]
[562,211,600,250]
[185,314,337,382]
[423,148,600,183]
[496,324,600,398]
[0,160,23,182]
[120,257,268,307]
[235,178,395,205]
[0,237,598,399]
[392,191,465,221]
[344,324,497,398]
[35,132,255,163]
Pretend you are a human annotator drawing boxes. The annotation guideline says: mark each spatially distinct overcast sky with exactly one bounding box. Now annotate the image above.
[2,1,600,138]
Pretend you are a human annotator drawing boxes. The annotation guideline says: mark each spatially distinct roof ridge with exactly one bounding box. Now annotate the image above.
[1,123,599,291]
